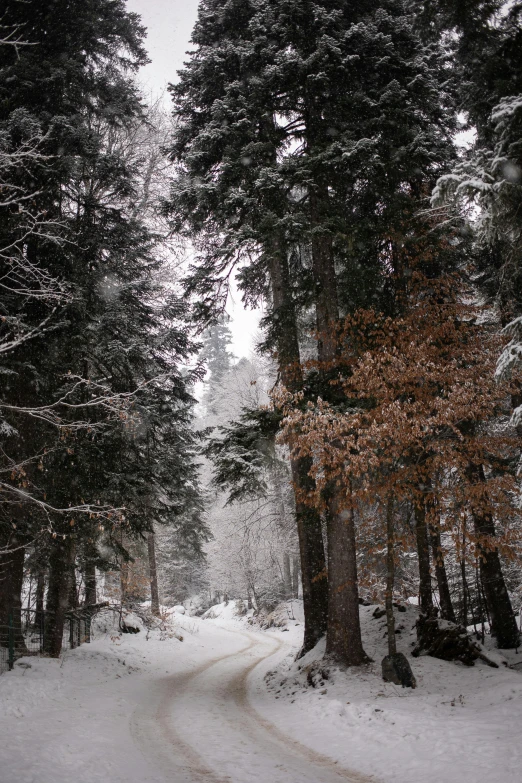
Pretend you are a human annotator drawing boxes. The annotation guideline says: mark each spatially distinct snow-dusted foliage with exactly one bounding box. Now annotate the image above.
[432,4,522,423]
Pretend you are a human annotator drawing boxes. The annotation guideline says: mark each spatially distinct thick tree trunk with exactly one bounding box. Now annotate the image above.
[325,489,369,666]
[84,559,97,607]
[290,455,328,651]
[45,536,75,657]
[0,533,27,651]
[467,463,519,648]
[147,530,160,617]
[309,183,339,365]
[292,555,300,599]
[385,497,397,656]
[429,526,456,622]
[0,535,24,624]
[283,551,292,598]
[308,179,367,665]
[268,239,328,653]
[414,499,434,616]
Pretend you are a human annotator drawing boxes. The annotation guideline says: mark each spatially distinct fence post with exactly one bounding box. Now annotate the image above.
[8,610,14,671]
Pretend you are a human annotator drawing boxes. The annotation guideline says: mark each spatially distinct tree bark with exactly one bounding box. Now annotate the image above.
[35,569,46,629]
[268,237,328,653]
[429,526,456,623]
[309,180,339,365]
[69,541,78,610]
[84,559,97,607]
[292,555,300,599]
[414,499,434,616]
[283,551,292,598]
[147,530,160,616]
[467,462,519,648]
[308,176,367,665]
[45,536,75,657]
[0,533,27,651]
[385,496,397,656]
[120,555,129,605]
[290,454,328,651]
[460,559,469,627]
[0,535,24,624]
[325,488,369,666]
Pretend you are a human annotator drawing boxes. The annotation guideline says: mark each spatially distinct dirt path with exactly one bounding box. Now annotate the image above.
[131,626,374,783]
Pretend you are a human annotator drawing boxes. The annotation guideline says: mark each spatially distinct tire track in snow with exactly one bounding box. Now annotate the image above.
[131,627,377,783]
[130,632,255,783]
[234,631,375,783]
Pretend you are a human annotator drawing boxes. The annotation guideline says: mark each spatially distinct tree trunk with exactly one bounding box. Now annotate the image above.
[292,555,300,599]
[308,167,339,365]
[147,530,160,616]
[35,569,46,627]
[290,455,328,651]
[0,533,27,651]
[45,536,75,657]
[0,535,24,624]
[467,462,519,648]
[69,540,78,610]
[283,551,292,598]
[84,559,97,607]
[120,556,129,606]
[385,496,397,656]
[325,488,369,666]
[429,526,456,623]
[414,499,434,616]
[308,178,367,664]
[460,559,469,627]
[268,238,328,653]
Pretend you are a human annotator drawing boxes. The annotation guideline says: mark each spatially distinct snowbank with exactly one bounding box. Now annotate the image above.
[1,600,520,783]
[254,602,522,783]
[0,610,212,783]
[202,599,250,622]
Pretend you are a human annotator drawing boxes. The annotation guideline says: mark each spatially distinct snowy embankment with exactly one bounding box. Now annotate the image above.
[0,601,520,783]
[0,607,236,783]
[249,601,522,783]
[205,598,522,783]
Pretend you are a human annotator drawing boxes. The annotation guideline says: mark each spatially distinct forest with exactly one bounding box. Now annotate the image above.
[1,0,521,701]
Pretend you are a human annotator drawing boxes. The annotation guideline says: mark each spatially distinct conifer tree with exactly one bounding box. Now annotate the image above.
[168,0,457,663]
[428,1,521,647]
[430,2,522,417]
[0,0,206,654]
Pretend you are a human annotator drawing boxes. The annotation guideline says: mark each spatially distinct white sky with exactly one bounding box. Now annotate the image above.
[127,0,262,359]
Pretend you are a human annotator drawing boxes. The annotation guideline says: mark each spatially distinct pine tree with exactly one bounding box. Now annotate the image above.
[0,1,206,654]
[200,318,235,417]
[430,3,522,420]
[426,2,521,647]
[168,0,458,663]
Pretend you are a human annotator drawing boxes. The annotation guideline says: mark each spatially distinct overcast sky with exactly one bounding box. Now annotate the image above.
[127,0,262,360]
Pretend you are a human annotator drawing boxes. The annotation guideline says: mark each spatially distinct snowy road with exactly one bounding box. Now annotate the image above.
[131,627,372,783]
[2,608,522,783]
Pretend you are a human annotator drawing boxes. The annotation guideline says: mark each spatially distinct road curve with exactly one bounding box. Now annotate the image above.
[130,626,375,783]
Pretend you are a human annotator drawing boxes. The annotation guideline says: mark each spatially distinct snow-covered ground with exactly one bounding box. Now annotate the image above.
[0,601,521,783]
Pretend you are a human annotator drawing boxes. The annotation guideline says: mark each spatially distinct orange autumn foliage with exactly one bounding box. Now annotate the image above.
[277,273,522,565]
